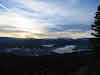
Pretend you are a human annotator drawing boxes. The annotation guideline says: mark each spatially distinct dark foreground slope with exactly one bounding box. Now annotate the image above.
[0,38,97,75]
[0,51,96,75]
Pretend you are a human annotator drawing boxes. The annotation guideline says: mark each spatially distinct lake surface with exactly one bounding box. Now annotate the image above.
[0,45,91,56]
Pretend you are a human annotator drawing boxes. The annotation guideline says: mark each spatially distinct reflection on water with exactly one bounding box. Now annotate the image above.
[0,48,53,56]
[0,45,92,56]
[0,38,98,56]
[52,45,76,54]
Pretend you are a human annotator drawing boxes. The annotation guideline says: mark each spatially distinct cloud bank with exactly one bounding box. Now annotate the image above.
[0,0,97,38]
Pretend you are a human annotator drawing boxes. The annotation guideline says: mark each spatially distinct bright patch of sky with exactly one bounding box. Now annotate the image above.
[0,0,99,38]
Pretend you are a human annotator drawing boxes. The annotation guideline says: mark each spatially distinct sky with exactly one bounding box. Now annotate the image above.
[0,0,99,39]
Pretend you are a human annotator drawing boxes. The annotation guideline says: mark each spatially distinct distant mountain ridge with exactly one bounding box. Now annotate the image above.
[0,37,91,49]
[0,37,90,40]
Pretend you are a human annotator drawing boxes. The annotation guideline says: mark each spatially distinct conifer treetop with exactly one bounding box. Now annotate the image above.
[98,5,100,11]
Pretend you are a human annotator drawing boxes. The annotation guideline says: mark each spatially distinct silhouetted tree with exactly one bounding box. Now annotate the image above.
[92,5,100,37]
[90,5,100,55]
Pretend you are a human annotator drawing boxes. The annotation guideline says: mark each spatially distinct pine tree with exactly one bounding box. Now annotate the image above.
[92,5,100,37]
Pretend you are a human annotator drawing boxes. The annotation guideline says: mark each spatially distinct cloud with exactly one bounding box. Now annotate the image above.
[33,30,93,39]
[0,9,49,34]
[0,0,96,38]
[0,25,25,33]
[14,0,93,25]
[47,24,91,33]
